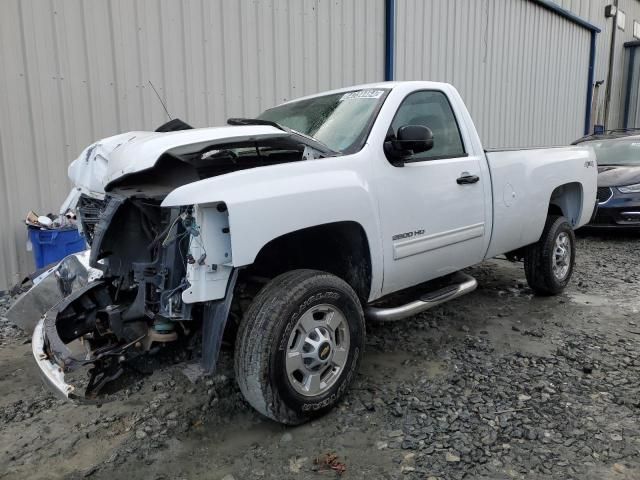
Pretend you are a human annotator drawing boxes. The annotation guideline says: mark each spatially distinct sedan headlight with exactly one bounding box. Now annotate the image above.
[618,183,640,193]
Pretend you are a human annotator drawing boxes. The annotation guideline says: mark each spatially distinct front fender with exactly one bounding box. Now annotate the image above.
[162,157,383,301]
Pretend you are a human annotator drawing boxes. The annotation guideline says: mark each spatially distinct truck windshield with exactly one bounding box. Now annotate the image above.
[583,136,640,166]
[258,88,389,153]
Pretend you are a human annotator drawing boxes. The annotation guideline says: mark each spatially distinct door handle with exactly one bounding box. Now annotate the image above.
[456,174,480,185]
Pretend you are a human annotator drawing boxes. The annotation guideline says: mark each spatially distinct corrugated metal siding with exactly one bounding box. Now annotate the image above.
[556,0,640,129]
[607,0,640,128]
[623,46,640,126]
[0,0,385,291]
[394,0,591,148]
[555,0,611,126]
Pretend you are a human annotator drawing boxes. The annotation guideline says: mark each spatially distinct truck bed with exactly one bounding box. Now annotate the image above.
[483,146,597,259]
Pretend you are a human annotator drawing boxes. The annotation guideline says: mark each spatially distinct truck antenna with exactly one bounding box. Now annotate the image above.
[148,80,172,120]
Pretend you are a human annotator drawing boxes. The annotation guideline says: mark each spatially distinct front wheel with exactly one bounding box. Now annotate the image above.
[524,215,576,295]
[234,269,365,424]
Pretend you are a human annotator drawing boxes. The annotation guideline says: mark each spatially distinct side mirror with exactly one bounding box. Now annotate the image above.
[384,125,434,165]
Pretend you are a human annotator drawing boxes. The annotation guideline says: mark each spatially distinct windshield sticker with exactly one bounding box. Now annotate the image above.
[340,89,384,101]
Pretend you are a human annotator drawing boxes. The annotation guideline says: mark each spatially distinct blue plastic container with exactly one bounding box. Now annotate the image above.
[28,227,87,269]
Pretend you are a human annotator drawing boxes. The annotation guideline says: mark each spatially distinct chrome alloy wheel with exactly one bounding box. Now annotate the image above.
[285,304,350,397]
[552,232,571,280]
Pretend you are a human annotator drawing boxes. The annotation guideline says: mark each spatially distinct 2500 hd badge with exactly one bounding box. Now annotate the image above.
[392,229,426,241]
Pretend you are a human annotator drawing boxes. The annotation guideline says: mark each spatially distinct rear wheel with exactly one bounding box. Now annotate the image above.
[524,215,576,295]
[234,269,365,424]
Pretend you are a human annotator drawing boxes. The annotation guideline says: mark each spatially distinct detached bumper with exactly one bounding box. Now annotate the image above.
[32,318,81,402]
[31,280,144,403]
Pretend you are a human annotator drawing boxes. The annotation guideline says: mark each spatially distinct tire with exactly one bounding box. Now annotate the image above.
[234,269,365,424]
[524,215,576,295]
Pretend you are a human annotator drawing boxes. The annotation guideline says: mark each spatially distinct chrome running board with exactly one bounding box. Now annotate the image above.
[365,272,477,322]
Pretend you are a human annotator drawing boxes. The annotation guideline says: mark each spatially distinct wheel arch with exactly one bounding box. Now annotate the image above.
[549,182,583,227]
[245,221,373,302]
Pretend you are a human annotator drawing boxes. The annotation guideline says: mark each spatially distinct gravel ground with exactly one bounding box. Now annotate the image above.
[1,231,639,480]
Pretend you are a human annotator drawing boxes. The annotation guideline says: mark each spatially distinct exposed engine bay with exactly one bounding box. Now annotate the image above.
[45,197,204,398]
[35,121,331,401]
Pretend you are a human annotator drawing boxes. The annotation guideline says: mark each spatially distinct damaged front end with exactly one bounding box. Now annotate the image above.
[31,124,327,402]
[32,195,234,402]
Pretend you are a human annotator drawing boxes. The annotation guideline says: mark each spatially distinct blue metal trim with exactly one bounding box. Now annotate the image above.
[530,0,600,32]
[584,31,597,134]
[623,44,639,129]
[384,0,395,81]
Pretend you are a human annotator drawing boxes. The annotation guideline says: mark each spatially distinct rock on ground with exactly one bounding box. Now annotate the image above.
[0,231,639,479]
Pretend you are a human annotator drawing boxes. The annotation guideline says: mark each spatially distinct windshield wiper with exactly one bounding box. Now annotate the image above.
[288,130,338,156]
[227,117,288,132]
[573,127,640,145]
[227,117,338,156]
[600,163,638,167]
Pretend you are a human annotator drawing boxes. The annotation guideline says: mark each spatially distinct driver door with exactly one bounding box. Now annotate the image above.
[374,90,488,295]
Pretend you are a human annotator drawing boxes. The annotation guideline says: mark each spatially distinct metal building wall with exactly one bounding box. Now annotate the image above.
[0,0,385,291]
[608,0,640,127]
[623,45,640,126]
[556,0,640,129]
[394,0,591,149]
[555,0,611,126]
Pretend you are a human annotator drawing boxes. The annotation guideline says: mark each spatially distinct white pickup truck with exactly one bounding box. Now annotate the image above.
[31,81,597,424]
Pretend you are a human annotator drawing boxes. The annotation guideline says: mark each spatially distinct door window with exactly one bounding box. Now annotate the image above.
[390,91,465,161]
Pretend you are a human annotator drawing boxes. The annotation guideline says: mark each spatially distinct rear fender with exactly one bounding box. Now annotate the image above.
[484,147,597,258]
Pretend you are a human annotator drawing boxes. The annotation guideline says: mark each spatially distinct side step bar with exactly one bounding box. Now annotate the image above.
[365,273,477,322]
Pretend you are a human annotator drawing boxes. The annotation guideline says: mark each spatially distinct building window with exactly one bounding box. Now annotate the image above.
[634,20,640,39]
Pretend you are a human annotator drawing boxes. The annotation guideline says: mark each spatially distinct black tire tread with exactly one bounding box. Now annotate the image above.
[524,215,575,295]
[234,269,363,425]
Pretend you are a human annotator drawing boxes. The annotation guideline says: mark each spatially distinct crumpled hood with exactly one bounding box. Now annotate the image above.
[597,165,640,187]
[101,125,283,186]
[65,124,285,196]
[60,132,135,213]
[68,132,135,197]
